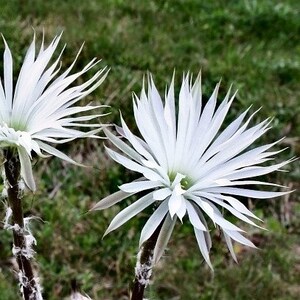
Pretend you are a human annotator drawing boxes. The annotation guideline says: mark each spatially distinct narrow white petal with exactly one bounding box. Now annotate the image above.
[176,197,187,221]
[30,139,48,158]
[214,178,232,186]
[222,229,256,248]
[164,94,174,128]
[191,71,202,112]
[153,213,177,264]
[223,231,238,262]
[37,140,83,166]
[200,82,220,125]
[18,147,36,191]
[186,201,207,231]
[153,188,172,200]
[0,78,8,121]
[215,179,286,188]
[202,187,291,199]
[104,192,155,236]
[90,190,132,211]
[175,77,192,162]
[193,203,212,248]
[104,128,142,162]
[168,191,183,219]
[139,200,169,246]
[2,37,13,109]
[194,227,213,270]
[105,147,162,181]
[164,72,176,131]
[189,195,215,224]
[119,180,162,193]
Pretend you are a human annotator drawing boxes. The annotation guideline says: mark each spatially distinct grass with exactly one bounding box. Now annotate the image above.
[0,0,299,299]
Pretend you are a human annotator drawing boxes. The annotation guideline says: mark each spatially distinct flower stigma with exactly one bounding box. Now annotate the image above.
[168,171,192,190]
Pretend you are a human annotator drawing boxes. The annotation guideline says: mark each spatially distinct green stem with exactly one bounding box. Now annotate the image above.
[4,149,41,300]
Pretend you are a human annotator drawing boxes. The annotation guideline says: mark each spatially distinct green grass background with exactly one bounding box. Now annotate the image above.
[0,0,299,299]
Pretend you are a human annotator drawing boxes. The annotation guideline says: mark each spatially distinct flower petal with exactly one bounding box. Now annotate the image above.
[186,200,207,231]
[18,147,36,191]
[2,36,13,111]
[104,192,156,236]
[223,231,238,262]
[222,229,256,248]
[37,140,83,166]
[119,180,162,193]
[202,187,291,199]
[194,227,213,270]
[153,213,177,264]
[153,187,172,200]
[104,128,143,162]
[168,191,184,219]
[139,200,169,247]
[90,190,132,211]
[105,147,162,181]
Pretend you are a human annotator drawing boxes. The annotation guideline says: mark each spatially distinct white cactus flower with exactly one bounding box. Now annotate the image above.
[92,73,292,269]
[0,33,108,191]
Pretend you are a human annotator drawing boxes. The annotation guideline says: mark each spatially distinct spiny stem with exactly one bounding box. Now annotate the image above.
[130,223,162,300]
[4,149,41,300]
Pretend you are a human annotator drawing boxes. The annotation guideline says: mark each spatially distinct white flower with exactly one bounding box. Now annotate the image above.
[0,33,109,191]
[92,73,293,269]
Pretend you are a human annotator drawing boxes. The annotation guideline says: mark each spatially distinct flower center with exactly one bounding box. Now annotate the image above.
[168,171,192,190]
[10,120,27,132]
[0,123,33,154]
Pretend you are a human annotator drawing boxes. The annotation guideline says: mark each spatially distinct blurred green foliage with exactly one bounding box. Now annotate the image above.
[0,0,299,299]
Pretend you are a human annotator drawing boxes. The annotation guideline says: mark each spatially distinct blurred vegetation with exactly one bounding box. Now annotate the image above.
[0,0,299,299]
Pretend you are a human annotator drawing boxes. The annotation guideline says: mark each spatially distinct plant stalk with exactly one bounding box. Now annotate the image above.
[4,148,41,300]
[130,223,162,300]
